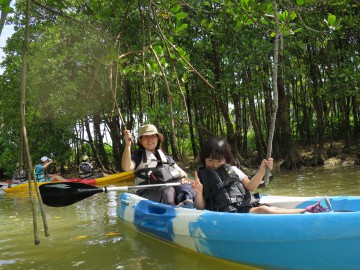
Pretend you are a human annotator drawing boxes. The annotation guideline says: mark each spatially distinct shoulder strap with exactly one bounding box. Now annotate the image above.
[164,154,175,165]
[34,165,41,174]
[142,149,147,163]
[156,149,170,165]
[216,164,247,194]
[198,167,216,198]
[129,149,143,169]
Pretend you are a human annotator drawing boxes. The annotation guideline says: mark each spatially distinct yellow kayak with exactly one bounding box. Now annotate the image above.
[3,171,134,193]
[94,171,135,185]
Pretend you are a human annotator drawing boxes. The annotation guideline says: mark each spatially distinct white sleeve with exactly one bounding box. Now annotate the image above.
[174,163,187,178]
[231,166,247,181]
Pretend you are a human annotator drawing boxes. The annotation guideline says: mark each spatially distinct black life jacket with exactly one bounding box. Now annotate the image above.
[134,149,181,185]
[198,164,259,212]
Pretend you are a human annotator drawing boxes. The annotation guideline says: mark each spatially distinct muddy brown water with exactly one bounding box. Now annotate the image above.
[1,165,359,270]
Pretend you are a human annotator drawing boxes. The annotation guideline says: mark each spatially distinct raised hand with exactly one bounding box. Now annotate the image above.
[192,171,203,193]
[260,158,273,170]
[123,130,133,146]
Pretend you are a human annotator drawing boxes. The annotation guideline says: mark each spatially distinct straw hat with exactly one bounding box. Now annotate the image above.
[137,124,164,143]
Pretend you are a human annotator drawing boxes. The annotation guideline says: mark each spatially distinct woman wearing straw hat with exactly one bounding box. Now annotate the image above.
[121,124,194,207]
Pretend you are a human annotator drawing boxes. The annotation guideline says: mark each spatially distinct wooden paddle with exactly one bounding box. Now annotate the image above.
[39,182,181,207]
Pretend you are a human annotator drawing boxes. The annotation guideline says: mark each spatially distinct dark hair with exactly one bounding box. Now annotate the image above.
[200,137,234,165]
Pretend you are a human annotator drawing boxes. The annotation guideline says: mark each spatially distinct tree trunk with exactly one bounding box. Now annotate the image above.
[299,72,312,145]
[84,117,101,166]
[106,116,122,171]
[308,44,329,166]
[93,112,110,170]
[124,79,135,129]
[208,37,238,158]
[230,82,246,158]
[276,78,301,169]
[186,83,198,158]
[352,95,360,141]
[248,91,266,159]
[342,96,351,149]
[148,44,178,160]
[240,95,249,155]
[21,0,49,244]
[243,66,266,160]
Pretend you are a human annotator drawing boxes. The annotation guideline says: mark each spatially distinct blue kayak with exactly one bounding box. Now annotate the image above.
[116,193,360,270]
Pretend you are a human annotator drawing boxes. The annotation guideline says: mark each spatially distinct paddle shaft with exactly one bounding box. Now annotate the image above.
[324,197,333,212]
[105,182,181,193]
[39,181,183,207]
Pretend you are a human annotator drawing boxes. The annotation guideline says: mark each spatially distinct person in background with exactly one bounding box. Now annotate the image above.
[191,137,314,214]
[35,156,65,182]
[14,163,27,183]
[121,124,194,207]
[79,155,108,179]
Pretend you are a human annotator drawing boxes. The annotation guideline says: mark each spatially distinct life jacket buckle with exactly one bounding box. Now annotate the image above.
[216,181,227,189]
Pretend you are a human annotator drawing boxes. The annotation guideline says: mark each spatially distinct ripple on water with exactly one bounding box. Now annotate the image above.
[85,236,124,246]
[71,261,85,267]
[0,259,21,266]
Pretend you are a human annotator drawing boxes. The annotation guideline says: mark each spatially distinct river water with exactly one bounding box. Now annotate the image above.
[1,165,359,270]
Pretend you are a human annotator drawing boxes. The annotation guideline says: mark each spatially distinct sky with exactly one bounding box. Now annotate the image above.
[0,1,15,75]
[0,23,15,74]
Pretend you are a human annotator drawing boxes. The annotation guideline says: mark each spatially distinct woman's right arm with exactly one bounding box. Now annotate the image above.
[42,160,54,170]
[121,130,136,171]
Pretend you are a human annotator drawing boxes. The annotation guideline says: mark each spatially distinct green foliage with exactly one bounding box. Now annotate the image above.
[0,134,19,177]
[246,130,257,153]
[296,0,305,5]
[0,0,359,175]
[0,0,13,13]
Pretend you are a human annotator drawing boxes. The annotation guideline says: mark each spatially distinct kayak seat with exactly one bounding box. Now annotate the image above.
[136,203,175,235]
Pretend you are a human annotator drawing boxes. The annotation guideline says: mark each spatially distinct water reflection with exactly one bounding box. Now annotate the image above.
[259,165,360,196]
[0,165,359,269]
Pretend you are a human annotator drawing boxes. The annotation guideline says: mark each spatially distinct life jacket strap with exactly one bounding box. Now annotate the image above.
[216,197,243,211]
[215,179,235,190]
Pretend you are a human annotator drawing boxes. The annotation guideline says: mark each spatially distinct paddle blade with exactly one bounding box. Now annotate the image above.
[39,182,104,207]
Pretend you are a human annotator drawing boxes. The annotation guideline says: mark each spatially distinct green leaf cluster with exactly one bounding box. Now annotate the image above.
[0,0,359,175]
